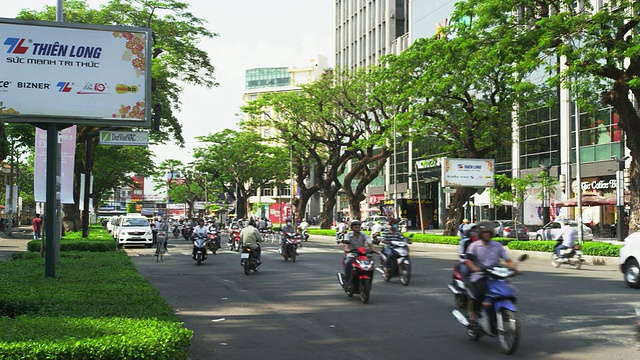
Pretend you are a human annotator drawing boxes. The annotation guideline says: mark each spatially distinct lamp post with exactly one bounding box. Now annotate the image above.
[612,155,629,241]
[573,78,584,243]
[539,163,552,226]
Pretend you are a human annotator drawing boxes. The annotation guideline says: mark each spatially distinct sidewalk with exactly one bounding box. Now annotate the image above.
[0,225,34,261]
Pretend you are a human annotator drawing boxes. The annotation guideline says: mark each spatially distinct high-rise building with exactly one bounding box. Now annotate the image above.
[334,0,410,69]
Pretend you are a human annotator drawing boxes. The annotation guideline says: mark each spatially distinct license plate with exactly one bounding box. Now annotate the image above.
[129,237,143,241]
[241,253,249,259]
[576,251,583,255]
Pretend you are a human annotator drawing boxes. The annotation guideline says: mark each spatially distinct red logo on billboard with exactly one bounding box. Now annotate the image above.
[77,82,107,94]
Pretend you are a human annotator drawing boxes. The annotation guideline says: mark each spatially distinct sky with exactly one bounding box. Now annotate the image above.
[1,0,334,194]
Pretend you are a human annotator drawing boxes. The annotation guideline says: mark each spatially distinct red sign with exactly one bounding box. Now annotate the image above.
[368,194,384,205]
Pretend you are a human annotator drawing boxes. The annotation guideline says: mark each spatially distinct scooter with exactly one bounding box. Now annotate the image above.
[240,245,261,275]
[207,228,221,254]
[337,246,375,304]
[377,235,413,285]
[281,231,301,262]
[551,239,585,269]
[450,254,528,355]
[298,226,309,242]
[191,235,207,266]
[183,225,193,241]
[229,228,241,251]
[172,223,181,238]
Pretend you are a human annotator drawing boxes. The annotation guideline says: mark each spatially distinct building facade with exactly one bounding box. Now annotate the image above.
[335,0,631,229]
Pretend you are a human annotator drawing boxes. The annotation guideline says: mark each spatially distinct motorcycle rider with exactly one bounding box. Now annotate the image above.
[555,223,577,259]
[342,220,377,284]
[465,221,516,328]
[191,218,208,260]
[458,218,470,239]
[299,218,309,232]
[336,219,348,242]
[371,220,384,239]
[381,218,409,277]
[240,218,262,264]
[280,218,297,255]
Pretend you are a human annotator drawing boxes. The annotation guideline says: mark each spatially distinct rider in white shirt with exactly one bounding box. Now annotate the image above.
[555,223,576,258]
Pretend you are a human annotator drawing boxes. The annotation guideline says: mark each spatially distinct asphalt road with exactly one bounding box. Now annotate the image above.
[126,235,640,360]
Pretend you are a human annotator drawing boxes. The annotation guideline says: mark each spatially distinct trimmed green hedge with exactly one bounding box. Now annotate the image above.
[309,230,620,257]
[27,226,117,253]
[0,235,192,358]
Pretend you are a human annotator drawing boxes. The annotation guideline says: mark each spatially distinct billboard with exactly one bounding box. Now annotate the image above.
[0,18,151,127]
[441,158,495,188]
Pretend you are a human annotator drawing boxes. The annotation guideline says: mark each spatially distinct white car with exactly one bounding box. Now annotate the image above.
[620,231,640,288]
[115,215,153,248]
[535,219,593,241]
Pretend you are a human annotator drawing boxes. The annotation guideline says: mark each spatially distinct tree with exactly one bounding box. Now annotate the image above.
[383,9,542,235]
[488,174,536,225]
[13,0,218,229]
[193,129,289,219]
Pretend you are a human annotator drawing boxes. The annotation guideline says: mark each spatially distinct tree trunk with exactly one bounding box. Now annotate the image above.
[348,194,365,221]
[444,188,467,236]
[320,186,340,229]
[627,155,640,233]
[236,193,247,219]
[296,187,318,222]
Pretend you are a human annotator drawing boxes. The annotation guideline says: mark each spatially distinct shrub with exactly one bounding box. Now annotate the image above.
[506,240,621,257]
[308,229,337,237]
[507,241,555,252]
[0,251,192,359]
[27,227,117,253]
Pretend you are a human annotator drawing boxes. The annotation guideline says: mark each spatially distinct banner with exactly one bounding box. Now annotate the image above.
[34,125,76,203]
[441,158,495,188]
[0,19,151,127]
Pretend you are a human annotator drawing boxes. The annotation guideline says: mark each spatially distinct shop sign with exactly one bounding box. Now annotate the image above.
[368,195,384,205]
[441,158,495,188]
[580,179,617,191]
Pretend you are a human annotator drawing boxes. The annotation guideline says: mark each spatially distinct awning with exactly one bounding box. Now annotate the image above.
[556,193,630,207]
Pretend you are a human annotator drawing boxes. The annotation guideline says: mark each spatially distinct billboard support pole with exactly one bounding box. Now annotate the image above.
[82,137,92,237]
[44,123,62,277]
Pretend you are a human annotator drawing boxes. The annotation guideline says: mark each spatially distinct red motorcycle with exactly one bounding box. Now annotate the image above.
[229,228,241,252]
[337,247,375,304]
[206,228,221,254]
[281,231,301,262]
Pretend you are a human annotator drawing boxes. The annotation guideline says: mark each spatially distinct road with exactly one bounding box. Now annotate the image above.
[128,234,640,360]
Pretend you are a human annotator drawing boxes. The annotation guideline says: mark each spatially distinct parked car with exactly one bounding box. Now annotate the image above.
[620,231,640,288]
[490,220,530,240]
[535,219,593,241]
[362,215,388,231]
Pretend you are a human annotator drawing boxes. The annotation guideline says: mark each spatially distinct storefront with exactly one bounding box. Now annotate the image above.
[380,198,436,229]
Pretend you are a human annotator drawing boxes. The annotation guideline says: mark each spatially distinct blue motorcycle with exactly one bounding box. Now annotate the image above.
[451,254,527,355]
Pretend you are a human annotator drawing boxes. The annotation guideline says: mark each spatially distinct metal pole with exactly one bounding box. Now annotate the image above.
[540,163,552,225]
[394,117,398,219]
[44,124,60,277]
[82,138,91,237]
[7,138,14,236]
[414,164,424,234]
[574,79,584,243]
[290,145,294,223]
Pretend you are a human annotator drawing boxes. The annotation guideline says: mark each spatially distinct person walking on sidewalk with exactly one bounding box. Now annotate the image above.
[32,214,43,240]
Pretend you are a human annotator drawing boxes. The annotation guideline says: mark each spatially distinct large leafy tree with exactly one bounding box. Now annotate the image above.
[193,129,289,219]
[10,0,218,229]
[466,0,640,231]
[383,9,542,235]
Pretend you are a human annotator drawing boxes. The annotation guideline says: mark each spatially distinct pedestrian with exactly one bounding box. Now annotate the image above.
[32,214,43,240]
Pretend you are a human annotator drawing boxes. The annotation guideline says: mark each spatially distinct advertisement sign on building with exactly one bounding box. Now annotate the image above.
[100,131,149,146]
[0,19,151,127]
[441,158,495,188]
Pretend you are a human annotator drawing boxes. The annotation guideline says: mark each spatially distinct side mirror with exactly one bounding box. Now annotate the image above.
[518,254,529,262]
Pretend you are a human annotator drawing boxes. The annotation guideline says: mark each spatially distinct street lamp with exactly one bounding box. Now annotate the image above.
[612,155,629,241]
[539,163,552,226]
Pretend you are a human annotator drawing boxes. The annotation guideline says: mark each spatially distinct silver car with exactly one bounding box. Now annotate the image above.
[535,219,593,241]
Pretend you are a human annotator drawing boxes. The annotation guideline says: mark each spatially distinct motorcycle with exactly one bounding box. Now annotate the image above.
[377,235,412,285]
[298,226,309,242]
[206,228,221,254]
[336,246,375,304]
[240,246,261,275]
[281,231,301,262]
[450,254,528,355]
[172,223,181,238]
[183,225,193,241]
[259,228,272,243]
[191,235,208,266]
[551,239,585,269]
[229,228,241,251]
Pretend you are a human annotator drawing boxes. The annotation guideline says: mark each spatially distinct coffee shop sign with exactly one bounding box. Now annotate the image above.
[581,180,616,191]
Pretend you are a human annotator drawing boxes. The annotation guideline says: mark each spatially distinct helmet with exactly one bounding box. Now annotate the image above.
[350,220,361,228]
[476,221,494,236]
[462,219,470,224]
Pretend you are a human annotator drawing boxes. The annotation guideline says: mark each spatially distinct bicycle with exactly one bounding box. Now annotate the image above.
[156,231,167,262]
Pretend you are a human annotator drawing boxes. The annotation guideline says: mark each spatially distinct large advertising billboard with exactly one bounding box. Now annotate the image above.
[441,158,495,188]
[0,18,151,127]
